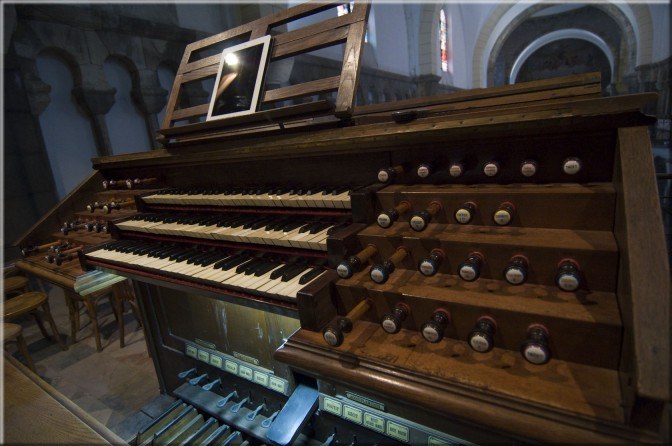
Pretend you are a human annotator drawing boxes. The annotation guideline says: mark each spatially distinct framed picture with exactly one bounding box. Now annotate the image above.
[206,35,272,121]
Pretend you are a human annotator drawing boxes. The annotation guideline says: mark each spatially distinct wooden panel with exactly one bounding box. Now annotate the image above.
[354,72,602,116]
[613,126,671,401]
[271,26,349,60]
[181,64,219,84]
[272,13,353,47]
[377,183,615,231]
[276,327,664,444]
[355,224,618,292]
[335,19,367,117]
[4,355,124,444]
[263,76,340,103]
[161,73,184,129]
[335,271,621,369]
[13,171,104,248]
[183,54,221,74]
[171,104,210,122]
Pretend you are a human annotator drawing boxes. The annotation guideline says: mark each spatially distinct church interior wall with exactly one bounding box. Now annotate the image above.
[2,1,671,262]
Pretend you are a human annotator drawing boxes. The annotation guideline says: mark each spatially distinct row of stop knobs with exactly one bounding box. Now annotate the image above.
[377,157,583,183]
[377,200,516,230]
[338,246,583,292]
[323,300,552,365]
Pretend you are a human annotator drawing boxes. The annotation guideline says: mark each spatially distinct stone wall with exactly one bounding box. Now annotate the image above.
[3,4,208,260]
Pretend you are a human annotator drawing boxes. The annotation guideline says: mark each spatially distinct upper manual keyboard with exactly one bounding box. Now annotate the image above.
[141,186,354,209]
[114,213,351,252]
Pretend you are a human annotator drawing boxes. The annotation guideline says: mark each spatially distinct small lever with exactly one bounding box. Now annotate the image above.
[320,433,336,446]
[246,403,266,421]
[177,368,196,379]
[202,378,221,391]
[261,410,279,428]
[216,391,238,408]
[230,396,249,413]
[189,373,207,386]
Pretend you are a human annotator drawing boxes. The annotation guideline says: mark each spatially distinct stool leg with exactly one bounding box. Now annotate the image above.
[41,302,67,351]
[111,294,125,348]
[64,291,78,344]
[16,333,36,373]
[129,299,142,329]
[82,299,102,352]
[33,312,51,340]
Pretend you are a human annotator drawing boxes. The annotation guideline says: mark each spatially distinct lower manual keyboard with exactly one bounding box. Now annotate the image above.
[85,240,328,302]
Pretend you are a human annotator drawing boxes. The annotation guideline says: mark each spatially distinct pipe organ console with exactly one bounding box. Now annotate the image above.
[44,69,663,445]
[12,6,669,441]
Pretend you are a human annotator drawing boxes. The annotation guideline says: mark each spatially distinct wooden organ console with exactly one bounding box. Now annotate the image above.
[68,71,669,444]
[16,2,671,444]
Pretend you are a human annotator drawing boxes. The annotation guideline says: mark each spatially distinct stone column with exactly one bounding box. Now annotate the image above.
[414,74,441,98]
[72,65,116,157]
[132,70,168,149]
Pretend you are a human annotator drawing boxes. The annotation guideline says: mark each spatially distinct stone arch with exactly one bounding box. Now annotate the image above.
[509,29,616,85]
[472,1,651,88]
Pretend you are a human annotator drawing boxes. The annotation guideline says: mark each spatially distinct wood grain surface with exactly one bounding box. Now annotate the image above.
[3,354,124,444]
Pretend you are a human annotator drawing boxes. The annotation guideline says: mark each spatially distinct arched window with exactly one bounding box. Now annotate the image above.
[439,9,453,74]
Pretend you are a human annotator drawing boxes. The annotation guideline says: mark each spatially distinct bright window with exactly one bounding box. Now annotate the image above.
[439,9,452,73]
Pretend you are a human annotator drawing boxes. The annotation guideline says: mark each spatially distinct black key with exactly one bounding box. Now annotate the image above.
[298,268,324,285]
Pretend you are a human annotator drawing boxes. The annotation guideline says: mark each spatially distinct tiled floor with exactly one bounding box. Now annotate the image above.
[6,280,175,442]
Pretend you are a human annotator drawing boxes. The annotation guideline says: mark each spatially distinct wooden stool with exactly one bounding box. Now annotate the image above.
[4,276,30,298]
[3,323,36,372]
[65,280,142,352]
[3,292,67,351]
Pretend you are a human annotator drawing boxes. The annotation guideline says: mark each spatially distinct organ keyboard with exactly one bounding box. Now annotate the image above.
[141,185,355,209]
[86,241,328,302]
[113,213,350,251]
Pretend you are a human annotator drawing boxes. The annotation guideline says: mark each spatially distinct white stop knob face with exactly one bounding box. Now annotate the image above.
[377,170,390,183]
[493,209,512,226]
[455,208,472,224]
[382,319,398,333]
[324,331,339,346]
[563,158,582,175]
[483,162,499,177]
[422,325,441,343]
[449,164,464,177]
[523,344,549,364]
[521,162,537,177]
[417,166,430,178]
[505,267,525,284]
[419,260,435,276]
[370,268,385,283]
[336,264,351,278]
[469,334,491,352]
[377,213,392,228]
[459,265,477,281]
[410,216,426,231]
[558,274,580,291]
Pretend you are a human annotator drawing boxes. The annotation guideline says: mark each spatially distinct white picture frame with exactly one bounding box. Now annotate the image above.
[206,35,272,121]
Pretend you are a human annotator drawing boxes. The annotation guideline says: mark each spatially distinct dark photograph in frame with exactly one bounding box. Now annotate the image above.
[206,35,272,121]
